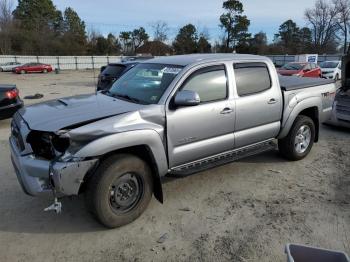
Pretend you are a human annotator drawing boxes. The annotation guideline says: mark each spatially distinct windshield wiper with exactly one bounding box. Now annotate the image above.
[112,93,146,104]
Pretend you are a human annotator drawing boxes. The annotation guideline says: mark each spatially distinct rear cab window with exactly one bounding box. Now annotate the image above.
[234,62,271,96]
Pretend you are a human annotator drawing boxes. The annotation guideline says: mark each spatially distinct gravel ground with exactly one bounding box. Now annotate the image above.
[0,71,349,262]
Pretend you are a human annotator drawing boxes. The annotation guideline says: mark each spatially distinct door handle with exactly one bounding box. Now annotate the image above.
[268,98,278,104]
[220,107,233,114]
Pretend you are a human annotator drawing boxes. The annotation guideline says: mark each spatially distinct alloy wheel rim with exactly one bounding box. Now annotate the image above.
[294,125,311,154]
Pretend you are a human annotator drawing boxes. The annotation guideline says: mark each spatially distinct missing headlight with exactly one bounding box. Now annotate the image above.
[27,131,70,160]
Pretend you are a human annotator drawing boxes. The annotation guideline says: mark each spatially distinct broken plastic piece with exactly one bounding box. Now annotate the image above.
[44,198,62,213]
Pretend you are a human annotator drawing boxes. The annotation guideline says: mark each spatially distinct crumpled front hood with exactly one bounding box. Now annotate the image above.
[19,93,145,132]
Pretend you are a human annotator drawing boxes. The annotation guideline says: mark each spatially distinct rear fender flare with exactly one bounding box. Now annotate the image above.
[278,97,321,139]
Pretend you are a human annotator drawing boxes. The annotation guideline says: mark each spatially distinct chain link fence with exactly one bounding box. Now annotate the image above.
[0,54,343,70]
[0,55,124,70]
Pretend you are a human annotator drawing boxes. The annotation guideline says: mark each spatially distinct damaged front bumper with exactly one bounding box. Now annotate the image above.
[10,136,97,197]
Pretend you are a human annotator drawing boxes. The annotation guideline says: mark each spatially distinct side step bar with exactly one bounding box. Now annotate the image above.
[169,140,277,177]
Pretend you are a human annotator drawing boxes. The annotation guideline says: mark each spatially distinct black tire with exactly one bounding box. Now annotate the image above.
[278,115,315,161]
[335,74,339,81]
[0,68,3,72]
[85,154,153,228]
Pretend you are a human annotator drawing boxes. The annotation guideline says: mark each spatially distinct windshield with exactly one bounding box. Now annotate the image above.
[108,63,183,104]
[281,63,304,70]
[319,61,339,68]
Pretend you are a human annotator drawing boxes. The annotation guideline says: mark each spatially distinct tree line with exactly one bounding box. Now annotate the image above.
[0,0,349,56]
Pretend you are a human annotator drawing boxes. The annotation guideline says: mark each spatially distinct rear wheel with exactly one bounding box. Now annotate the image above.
[278,115,315,161]
[85,154,153,228]
[20,70,26,74]
[43,69,48,73]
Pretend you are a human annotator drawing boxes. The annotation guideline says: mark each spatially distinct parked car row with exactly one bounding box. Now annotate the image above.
[0,62,53,74]
[277,60,342,80]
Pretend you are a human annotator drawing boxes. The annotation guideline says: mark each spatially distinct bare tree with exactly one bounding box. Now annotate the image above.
[151,20,169,42]
[333,0,350,53]
[305,0,340,53]
[0,0,13,54]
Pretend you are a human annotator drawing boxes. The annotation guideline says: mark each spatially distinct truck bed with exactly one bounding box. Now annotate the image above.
[279,76,335,91]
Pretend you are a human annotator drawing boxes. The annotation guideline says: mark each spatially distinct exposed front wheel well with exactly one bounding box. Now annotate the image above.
[81,145,163,203]
[298,107,319,142]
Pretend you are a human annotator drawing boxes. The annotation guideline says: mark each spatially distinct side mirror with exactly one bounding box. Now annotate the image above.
[303,68,310,72]
[174,90,200,107]
[100,66,107,73]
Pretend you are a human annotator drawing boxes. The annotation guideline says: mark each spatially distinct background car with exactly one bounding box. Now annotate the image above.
[278,62,322,78]
[326,55,350,128]
[97,61,140,91]
[13,63,53,74]
[0,62,23,72]
[0,84,23,120]
[319,60,342,80]
[121,55,153,62]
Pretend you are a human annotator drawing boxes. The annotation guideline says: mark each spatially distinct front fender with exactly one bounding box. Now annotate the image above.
[74,129,169,177]
[278,96,322,139]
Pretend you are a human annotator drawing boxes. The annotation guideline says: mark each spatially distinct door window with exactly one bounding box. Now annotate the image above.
[234,63,271,96]
[304,64,311,70]
[181,65,227,103]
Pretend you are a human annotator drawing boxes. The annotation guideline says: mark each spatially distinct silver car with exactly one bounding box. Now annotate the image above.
[0,62,23,72]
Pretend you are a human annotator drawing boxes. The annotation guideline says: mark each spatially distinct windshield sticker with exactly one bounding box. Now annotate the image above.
[162,67,182,74]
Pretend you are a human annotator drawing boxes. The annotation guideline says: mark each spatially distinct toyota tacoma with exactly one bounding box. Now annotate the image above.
[10,54,336,228]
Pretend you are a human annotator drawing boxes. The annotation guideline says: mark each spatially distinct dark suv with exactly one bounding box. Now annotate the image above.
[97,62,139,91]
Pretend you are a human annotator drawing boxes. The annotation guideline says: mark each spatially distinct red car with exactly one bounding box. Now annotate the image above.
[13,63,53,74]
[278,62,322,78]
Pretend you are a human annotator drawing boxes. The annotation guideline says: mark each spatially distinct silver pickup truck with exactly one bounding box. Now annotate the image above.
[10,54,336,228]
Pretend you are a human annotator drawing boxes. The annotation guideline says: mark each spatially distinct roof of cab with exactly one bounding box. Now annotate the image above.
[144,53,268,66]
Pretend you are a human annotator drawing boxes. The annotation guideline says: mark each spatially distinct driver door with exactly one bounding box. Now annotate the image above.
[166,64,235,168]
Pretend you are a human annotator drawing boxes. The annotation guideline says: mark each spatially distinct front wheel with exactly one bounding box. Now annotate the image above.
[43,69,48,73]
[278,115,315,161]
[85,154,153,228]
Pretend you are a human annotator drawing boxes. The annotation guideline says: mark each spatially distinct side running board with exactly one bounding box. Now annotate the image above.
[169,140,276,177]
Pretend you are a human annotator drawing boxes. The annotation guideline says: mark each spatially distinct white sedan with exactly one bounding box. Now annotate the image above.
[0,62,23,72]
[320,61,342,81]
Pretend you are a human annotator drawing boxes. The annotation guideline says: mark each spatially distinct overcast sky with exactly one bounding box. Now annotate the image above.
[51,0,316,42]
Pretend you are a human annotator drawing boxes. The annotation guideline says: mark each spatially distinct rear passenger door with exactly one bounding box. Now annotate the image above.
[233,62,282,148]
